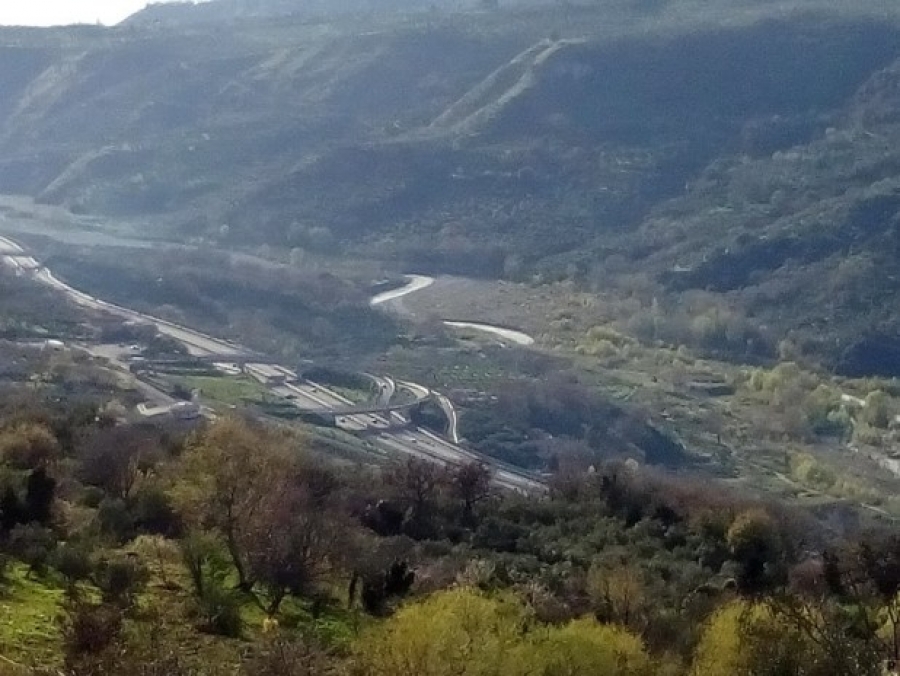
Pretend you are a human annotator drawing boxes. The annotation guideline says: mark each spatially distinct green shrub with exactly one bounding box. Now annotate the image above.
[97,497,135,543]
[52,543,94,587]
[93,555,149,608]
[860,390,892,429]
[193,580,244,638]
[8,523,57,576]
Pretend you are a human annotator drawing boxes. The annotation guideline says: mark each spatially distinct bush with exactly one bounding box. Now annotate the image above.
[132,486,181,537]
[801,386,848,438]
[93,555,149,608]
[193,581,244,638]
[178,530,231,599]
[7,523,57,576]
[80,485,105,509]
[860,390,892,429]
[60,596,123,659]
[52,543,94,587]
[0,423,60,470]
[242,633,333,676]
[97,497,135,543]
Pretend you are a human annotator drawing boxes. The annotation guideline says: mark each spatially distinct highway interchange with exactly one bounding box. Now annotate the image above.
[0,235,544,493]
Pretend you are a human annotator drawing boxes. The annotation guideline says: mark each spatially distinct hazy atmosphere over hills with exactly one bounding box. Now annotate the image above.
[7,1,900,673]
[2,1,900,371]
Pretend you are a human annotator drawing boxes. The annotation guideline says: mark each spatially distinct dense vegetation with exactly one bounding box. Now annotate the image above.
[7,0,900,671]
[42,244,400,365]
[0,403,899,675]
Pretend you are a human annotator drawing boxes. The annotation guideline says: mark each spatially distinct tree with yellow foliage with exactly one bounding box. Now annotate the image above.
[351,587,526,676]
[587,560,647,629]
[351,587,654,676]
[690,599,881,676]
[520,618,654,676]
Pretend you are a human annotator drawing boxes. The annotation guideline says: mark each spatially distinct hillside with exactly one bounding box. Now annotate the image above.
[2,2,900,372]
[8,5,900,671]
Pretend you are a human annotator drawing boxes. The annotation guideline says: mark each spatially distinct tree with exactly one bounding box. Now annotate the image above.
[359,560,416,616]
[244,463,345,615]
[23,467,56,525]
[386,457,442,537]
[726,509,783,594]
[0,423,59,471]
[521,618,653,676]
[0,485,21,532]
[352,587,526,676]
[179,530,229,599]
[587,561,647,629]
[8,523,57,576]
[97,497,136,543]
[852,536,900,662]
[176,418,291,590]
[690,601,792,676]
[449,462,493,525]
[690,599,880,676]
[52,543,94,590]
[77,427,157,500]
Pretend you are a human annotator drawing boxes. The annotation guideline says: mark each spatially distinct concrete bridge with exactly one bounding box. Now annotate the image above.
[283,391,434,417]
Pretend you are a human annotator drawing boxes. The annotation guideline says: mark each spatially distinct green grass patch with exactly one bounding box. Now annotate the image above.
[329,385,373,405]
[0,564,64,669]
[173,375,273,407]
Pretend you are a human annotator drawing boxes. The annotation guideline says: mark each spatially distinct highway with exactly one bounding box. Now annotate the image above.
[434,391,461,444]
[0,235,544,494]
[33,267,243,358]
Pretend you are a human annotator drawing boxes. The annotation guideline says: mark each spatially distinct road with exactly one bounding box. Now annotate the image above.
[0,235,544,493]
[370,275,435,307]
[443,320,535,346]
[371,274,536,346]
[434,392,461,444]
[32,267,242,358]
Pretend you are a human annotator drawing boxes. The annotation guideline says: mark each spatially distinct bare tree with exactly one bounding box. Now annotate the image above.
[178,418,291,590]
[386,457,441,529]
[448,461,492,525]
[245,462,346,615]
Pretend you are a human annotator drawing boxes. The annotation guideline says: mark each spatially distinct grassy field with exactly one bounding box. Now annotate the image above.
[0,538,362,672]
[172,375,272,407]
[327,384,374,405]
[0,565,64,669]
